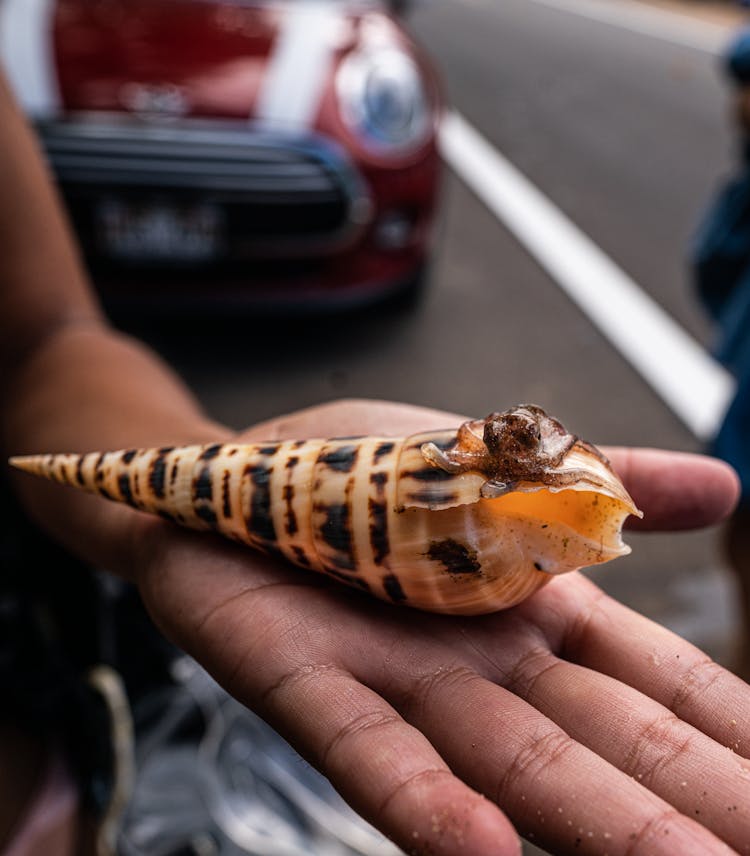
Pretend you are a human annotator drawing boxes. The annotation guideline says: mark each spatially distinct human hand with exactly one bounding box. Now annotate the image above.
[123,401,746,854]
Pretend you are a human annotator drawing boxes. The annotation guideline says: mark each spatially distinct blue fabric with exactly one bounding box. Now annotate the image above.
[713,265,750,376]
[725,28,750,85]
[692,159,750,499]
[713,362,750,497]
[692,172,750,322]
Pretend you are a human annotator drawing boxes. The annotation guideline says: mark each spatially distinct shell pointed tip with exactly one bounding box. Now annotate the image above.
[8,455,44,476]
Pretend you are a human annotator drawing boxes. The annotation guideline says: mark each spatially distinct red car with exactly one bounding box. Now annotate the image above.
[1,0,442,310]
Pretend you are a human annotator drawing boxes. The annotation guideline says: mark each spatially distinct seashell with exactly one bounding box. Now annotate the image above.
[8,405,641,614]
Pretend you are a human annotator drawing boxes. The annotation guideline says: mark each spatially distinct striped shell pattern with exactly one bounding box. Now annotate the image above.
[9,405,641,614]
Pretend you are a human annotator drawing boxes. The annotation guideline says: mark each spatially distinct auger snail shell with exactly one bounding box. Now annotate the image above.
[9,405,641,615]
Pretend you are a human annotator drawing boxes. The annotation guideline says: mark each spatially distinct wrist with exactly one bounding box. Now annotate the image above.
[2,323,230,457]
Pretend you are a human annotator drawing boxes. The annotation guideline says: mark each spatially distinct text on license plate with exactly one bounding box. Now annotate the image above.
[97,200,223,263]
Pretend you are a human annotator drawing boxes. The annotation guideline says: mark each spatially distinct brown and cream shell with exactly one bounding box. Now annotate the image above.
[9,405,641,614]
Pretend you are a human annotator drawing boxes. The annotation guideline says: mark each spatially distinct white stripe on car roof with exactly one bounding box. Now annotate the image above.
[0,0,60,116]
[255,1,341,130]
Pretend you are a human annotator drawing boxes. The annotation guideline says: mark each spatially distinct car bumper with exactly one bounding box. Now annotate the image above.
[37,115,439,308]
[38,116,375,263]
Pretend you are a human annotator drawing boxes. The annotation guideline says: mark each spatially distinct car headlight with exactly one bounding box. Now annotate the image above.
[336,49,432,154]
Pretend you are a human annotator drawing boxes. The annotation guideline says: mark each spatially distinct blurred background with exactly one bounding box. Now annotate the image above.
[2,0,748,853]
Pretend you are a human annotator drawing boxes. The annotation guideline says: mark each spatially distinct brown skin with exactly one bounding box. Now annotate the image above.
[1,71,748,855]
[725,505,750,681]
[733,86,750,138]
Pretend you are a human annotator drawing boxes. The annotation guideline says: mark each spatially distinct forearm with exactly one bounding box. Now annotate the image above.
[0,70,227,452]
[1,321,232,574]
[3,324,228,454]
[0,74,102,376]
[0,71,231,572]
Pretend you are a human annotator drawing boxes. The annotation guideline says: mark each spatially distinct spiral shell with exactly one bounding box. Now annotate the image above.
[8,405,641,614]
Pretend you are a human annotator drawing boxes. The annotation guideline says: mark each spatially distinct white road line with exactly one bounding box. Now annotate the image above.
[527,0,732,55]
[439,111,736,442]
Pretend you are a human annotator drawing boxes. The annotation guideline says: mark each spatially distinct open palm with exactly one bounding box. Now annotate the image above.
[118,401,748,856]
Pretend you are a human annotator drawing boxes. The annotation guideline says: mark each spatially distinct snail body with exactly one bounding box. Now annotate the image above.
[9,405,641,614]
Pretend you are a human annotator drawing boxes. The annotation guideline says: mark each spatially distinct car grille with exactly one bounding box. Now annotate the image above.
[37,118,371,262]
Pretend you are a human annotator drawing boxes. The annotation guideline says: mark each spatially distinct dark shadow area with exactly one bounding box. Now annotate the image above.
[106,285,425,378]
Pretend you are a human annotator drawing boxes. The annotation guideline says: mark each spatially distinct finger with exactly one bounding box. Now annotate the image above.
[523,574,750,755]
[604,447,739,531]
[369,661,733,855]
[326,610,735,855]
[248,664,521,856]
[134,530,520,856]
[242,409,740,530]
[242,409,741,530]
[464,625,750,852]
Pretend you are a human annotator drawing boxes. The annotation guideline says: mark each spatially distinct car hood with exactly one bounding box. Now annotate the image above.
[0,0,398,132]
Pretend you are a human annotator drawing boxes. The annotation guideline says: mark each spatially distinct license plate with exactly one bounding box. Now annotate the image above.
[97,199,223,263]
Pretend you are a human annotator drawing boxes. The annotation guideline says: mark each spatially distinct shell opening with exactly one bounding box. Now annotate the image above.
[485,486,634,565]
[387,484,636,615]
